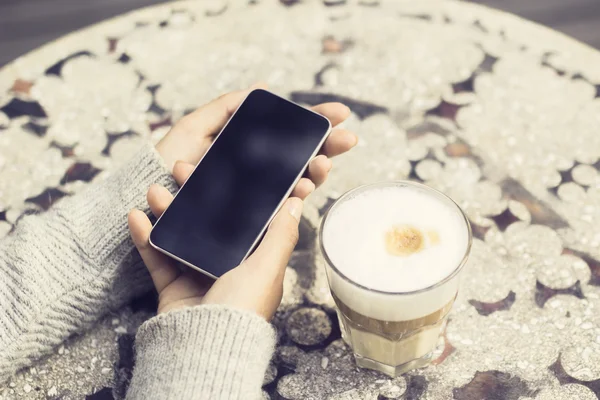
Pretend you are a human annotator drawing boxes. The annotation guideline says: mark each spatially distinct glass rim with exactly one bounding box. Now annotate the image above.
[318,180,473,296]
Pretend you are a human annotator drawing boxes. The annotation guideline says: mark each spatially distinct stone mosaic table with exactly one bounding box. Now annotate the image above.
[1,0,600,399]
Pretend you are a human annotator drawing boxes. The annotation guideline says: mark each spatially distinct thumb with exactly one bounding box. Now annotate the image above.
[246,197,303,273]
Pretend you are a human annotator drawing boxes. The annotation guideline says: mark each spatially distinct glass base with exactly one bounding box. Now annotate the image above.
[336,309,443,377]
[354,351,433,377]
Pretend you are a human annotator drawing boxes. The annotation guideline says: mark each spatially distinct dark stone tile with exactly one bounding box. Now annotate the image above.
[315,62,338,87]
[113,334,135,399]
[318,196,337,216]
[469,291,516,316]
[22,121,48,137]
[549,354,600,395]
[562,248,600,287]
[425,100,463,122]
[358,0,379,7]
[45,51,94,77]
[129,290,158,313]
[491,208,520,232]
[102,130,136,156]
[26,188,69,210]
[500,178,569,229]
[406,119,453,139]
[60,162,101,185]
[473,20,488,33]
[117,53,131,64]
[290,91,388,119]
[205,4,227,17]
[323,0,346,6]
[535,280,584,308]
[280,0,301,6]
[404,375,428,400]
[297,216,317,251]
[399,13,432,21]
[149,116,171,131]
[1,98,47,119]
[477,53,498,74]
[50,141,76,157]
[86,387,114,400]
[452,74,475,94]
[453,370,538,399]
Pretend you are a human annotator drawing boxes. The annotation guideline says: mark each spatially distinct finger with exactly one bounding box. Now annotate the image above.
[181,82,269,137]
[128,209,180,293]
[311,103,351,127]
[246,197,303,274]
[147,184,174,218]
[291,178,316,199]
[173,160,195,186]
[160,270,212,303]
[186,268,215,294]
[306,155,332,187]
[320,128,358,158]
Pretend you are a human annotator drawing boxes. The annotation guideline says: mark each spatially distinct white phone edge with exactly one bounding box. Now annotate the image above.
[148,88,333,280]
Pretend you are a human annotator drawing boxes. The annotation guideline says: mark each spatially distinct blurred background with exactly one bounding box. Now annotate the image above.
[1,0,600,67]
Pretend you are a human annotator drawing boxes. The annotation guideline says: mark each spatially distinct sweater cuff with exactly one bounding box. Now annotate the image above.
[56,142,177,264]
[127,305,276,400]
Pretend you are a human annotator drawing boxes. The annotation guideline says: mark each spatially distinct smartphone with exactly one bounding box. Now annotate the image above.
[149,89,332,279]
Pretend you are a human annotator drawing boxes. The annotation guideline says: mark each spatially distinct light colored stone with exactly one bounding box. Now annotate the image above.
[114,326,128,334]
[263,363,277,386]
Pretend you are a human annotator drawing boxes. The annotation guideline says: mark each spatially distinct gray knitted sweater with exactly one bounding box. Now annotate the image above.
[0,144,276,399]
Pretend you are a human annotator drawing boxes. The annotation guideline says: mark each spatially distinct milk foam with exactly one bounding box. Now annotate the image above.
[323,185,469,293]
[321,183,470,321]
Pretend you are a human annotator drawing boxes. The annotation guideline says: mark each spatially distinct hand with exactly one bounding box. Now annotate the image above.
[129,85,357,319]
[155,82,358,199]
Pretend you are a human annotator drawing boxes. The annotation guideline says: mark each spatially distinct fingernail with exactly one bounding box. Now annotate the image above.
[325,158,333,171]
[350,134,359,147]
[287,198,303,222]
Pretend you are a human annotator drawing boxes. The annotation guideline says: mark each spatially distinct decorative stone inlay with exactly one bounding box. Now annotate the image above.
[2,0,600,398]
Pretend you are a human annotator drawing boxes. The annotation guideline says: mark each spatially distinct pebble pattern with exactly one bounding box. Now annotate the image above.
[1,0,600,399]
[286,308,333,347]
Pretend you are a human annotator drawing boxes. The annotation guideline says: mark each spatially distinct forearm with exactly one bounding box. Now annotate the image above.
[0,143,176,383]
[127,305,275,400]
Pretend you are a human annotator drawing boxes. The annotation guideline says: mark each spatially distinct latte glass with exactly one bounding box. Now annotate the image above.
[319,181,472,377]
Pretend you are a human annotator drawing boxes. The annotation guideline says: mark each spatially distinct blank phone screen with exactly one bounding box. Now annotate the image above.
[150,89,331,277]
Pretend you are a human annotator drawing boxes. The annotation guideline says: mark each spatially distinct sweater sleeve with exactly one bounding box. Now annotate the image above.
[126,305,276,400]
[0,143,177,383]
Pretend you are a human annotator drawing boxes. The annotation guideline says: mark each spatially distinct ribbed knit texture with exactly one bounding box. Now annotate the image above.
[0,143,177,383]
[127,305,276,400]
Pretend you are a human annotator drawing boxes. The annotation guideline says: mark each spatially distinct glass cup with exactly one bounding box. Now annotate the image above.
[319,181,472,377]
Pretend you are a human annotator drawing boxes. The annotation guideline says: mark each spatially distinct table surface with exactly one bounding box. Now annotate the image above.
[1,1,600,399]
